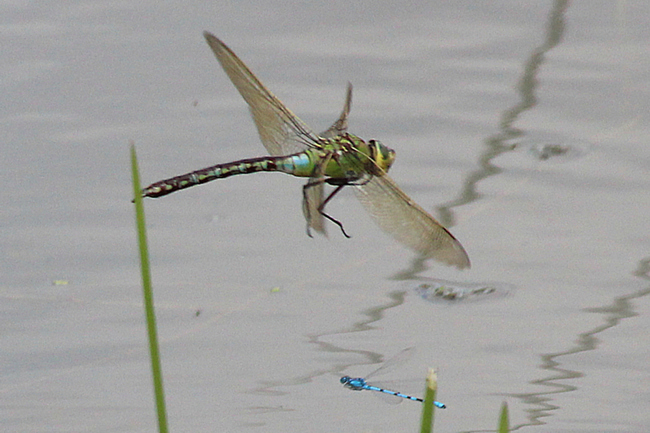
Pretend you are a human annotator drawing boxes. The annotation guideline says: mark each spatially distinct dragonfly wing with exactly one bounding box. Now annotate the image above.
[364,348,416,380]
[320,83,352,139]
[353,175,470,269]
[302,180,327,236]
[203,32,322,156]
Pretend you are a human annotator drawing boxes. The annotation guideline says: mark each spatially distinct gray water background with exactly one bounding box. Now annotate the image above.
[2,1,650,432]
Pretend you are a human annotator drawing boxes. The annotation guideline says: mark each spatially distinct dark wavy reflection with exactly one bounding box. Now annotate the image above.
[250,0,578,426]
[397,0,569,279]
[502,259,650,431]
[438,0,569,228]
[248,291,407,399]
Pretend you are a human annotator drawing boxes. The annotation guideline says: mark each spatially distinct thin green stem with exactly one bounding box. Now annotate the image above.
[497,402,509,433]
[420,368,439,433]
[131,143,169,433]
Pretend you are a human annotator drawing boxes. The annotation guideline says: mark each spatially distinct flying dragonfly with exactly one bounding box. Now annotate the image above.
[141,32,470,269]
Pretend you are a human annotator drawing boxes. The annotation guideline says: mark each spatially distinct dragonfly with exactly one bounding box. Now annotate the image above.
[141,32,470,269]
[340,348,446,408]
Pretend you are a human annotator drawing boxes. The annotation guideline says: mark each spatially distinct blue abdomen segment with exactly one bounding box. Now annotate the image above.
[274,152,316,176]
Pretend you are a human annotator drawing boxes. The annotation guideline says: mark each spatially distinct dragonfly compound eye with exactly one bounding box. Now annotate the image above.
[369,140,396,172]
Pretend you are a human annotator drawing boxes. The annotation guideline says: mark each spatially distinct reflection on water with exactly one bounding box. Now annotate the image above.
[252,0,580,427]
[526,140,587,161]
[507,258,650,431]
[451,0,577,429]
[248,291,406,399]
[413,279,513,303]
[393,0,571,280]
[238,0,648,430]
[504,130,593,162]
[436,0,570,231]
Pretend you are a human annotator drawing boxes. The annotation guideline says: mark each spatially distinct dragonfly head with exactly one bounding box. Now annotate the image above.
[368,140,396,174]
[340,376,351,384]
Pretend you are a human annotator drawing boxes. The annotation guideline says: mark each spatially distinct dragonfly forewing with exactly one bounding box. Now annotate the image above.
[203,32,322,156]
[353,174,470,269]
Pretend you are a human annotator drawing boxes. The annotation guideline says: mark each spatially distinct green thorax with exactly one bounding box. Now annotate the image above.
[317,133,396,180]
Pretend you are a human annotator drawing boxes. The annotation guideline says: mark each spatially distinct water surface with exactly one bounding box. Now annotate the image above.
[2,1,650,432]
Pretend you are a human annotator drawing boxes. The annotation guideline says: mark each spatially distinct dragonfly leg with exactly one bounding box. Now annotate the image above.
[318,184,351,238]
[302,180,351,238]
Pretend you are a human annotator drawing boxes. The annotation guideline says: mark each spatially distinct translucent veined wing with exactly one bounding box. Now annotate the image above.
[302,183,326,235]
[352,349,439,405]
[304,83,354,235]
[203,32,323,156]
[364,348,416,380]
[320,83,352,139]
[354,174,470,269]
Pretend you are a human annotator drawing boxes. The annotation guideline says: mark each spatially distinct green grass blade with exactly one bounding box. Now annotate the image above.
[497,401,509,433]
[131,143,169,433]
[419,368,440,433]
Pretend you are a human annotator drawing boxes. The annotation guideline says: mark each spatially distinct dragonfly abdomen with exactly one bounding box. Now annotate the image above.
[365,385,423,402]
[142,152,317,198]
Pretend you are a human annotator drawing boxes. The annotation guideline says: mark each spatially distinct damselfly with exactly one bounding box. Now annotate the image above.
[340,348,446,408]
